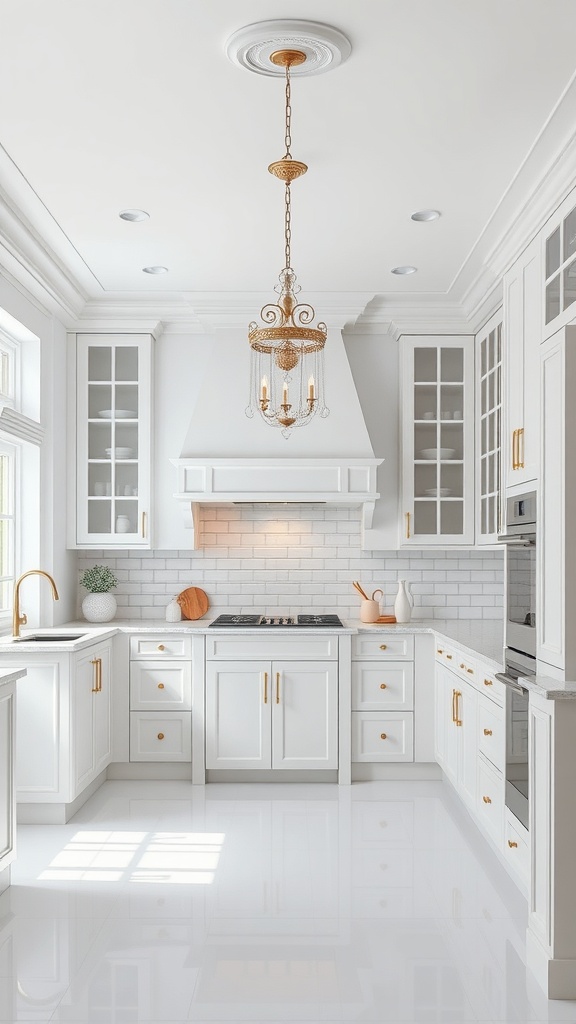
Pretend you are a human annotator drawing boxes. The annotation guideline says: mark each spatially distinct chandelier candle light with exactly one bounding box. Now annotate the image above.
[246,48,329,438]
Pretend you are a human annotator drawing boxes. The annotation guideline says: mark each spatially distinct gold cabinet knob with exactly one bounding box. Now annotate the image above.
[157,683,165,689]
[467,668,474,674]
[437,648,443,654]
[157,733,165,740]
[380,733,387,740]
[380,683,387,690]
[459,663,466,669]
[483,728,492,736]
[379,644,387,651]
[508,840,518,848]
[482,795,492,804]
[484,678,493,686]
[446,654,453,660]
[157,644,166,651]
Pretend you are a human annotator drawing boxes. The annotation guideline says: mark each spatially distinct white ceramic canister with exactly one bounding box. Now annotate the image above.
[115,514,131,534]
[165,596,182,623]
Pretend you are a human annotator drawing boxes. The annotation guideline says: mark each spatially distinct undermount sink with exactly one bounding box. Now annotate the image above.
[13,633,87,642]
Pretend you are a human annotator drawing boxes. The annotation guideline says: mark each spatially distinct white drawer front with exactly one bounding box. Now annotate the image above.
[130,635,192,659]
[476,669,505,707]
[205,635,338,661]
[352,662,414,711]
[352,711,414,762]
[352,635,414,661]
[503,810,530,885]
[130,712,192,762]
[478,696,504,772]
[477,759,504,844]
[130,662,192,711]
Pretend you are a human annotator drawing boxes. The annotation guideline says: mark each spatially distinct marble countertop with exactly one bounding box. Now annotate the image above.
[0,667,27,686]
[0,615,569,700]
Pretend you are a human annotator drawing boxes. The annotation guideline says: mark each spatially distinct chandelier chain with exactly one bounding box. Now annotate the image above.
[284,63,292,271]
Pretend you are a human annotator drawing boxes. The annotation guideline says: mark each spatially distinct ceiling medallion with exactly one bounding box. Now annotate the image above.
[226,19,351,78]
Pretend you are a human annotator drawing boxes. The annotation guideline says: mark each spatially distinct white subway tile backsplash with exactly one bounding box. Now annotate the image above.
[77,506,503,620]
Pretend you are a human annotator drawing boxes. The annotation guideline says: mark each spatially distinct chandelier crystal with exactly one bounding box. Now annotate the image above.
[246,49,329,438]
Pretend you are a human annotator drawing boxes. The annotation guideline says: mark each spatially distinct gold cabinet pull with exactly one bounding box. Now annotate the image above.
[380,644,387,651]
[263,671,268,705]
[512,429,517,470]
[466,668,474,674]
[454,690,462,727]
[141,511,147,538]
[437,648,443,655]
[508,840,518,848]
[483,728,492,736]
[380,683,387,689]
[405,511,411,539]
[380,733,387,740]
[157,644,165,651]
[157,732,164,740]
[482,795,492,804]
[451,689,457,724]
[276,671,280,704]
[157,683,165,690]
[91,657,102,693]
[484,678,493,686]
[518,427,525,469]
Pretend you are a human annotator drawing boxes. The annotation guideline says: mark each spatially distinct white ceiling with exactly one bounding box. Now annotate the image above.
[1,0,576,322]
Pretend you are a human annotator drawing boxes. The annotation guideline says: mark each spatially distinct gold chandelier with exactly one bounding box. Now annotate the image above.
[246,49,329,438]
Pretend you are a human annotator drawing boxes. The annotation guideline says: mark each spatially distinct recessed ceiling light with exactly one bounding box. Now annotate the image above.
[142,265,168,275]
[119,209,150,222]
[391,265,417,275]
[411,209,441,222]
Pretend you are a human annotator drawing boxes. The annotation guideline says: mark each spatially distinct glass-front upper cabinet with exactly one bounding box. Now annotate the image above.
[476,311,503,544]
[400,336,474,546]
[72,334,153,548]
[543,187,576,336]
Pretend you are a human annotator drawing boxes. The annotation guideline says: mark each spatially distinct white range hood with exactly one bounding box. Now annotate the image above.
[171,326,381,546]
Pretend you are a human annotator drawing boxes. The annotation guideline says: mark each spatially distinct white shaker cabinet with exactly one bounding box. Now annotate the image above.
[205,659,338,770]
[400,336,475,545]
[128,634,196,764]
[503,235,540,491]
[475,309,503,543]
[69,333,153,548]
[542,185,576,337]
[0,672,24,887]
[434,660,477,809]
[0,638,113,823]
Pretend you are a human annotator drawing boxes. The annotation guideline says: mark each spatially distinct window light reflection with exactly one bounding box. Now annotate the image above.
[39,830,224,884]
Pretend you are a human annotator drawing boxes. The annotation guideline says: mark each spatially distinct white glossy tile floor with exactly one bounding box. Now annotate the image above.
[1,779,576,1023]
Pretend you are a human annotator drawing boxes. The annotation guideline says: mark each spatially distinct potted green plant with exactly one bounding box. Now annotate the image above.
[79,564,118,622]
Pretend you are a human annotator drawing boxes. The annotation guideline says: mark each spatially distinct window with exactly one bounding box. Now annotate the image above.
[0,440,16,616]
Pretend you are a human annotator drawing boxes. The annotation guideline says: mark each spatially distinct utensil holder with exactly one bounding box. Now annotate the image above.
[360,598,380,623]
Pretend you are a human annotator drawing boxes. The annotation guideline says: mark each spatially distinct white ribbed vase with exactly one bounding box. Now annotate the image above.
[394,580,412,623]
[82,592,117,623]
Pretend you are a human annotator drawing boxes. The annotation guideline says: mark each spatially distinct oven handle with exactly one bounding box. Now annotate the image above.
[497,534,535,545]
[495,672,529,695]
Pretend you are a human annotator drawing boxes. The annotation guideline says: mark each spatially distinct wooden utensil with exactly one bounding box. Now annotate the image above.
[353,581,370,600]
[177,586,209,620]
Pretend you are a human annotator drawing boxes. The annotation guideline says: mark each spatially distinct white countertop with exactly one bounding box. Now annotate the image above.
[0,667,26,686]
[1,615,569,700]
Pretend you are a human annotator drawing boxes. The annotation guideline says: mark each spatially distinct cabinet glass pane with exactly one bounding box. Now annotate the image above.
[440,463,463,497]
[88,423,111,458]
[563,207,576,264]
[440,348,463,382]
[545,274,561,323]
[414,385,437,421]
[88,384,112,419]
[88,464,111,497]
[115,347,138,380]
[414,502,437,534]
[414,423,437,459]
[88,501,112,534]
[563,258,576,311]
[88,347,111,381]
[480,338,487,377]
[115,499,138,535]
[414,348,437,382]
[414,463,437,497]
[439,384,463,419]
[546,226,561,279]
[114,384,138,417]
[440,424,463,459]
[440,502,463,535]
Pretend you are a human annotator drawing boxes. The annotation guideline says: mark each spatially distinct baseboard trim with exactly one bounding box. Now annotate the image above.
[106,762,192,781]
[526,928,576,999]
[205,769,338,784]
[16,770,107,824]
[352,762,442,781]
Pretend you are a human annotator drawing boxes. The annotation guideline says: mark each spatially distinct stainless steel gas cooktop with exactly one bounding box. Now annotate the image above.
[209,614,343,627]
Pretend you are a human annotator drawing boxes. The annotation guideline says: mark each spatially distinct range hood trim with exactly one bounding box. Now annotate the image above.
[171,457,382,545]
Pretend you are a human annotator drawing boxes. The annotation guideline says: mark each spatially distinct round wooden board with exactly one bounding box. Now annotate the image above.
[177,586,210,620]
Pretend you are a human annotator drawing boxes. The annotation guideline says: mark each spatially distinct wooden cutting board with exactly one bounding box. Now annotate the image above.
[177,586,210,620]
